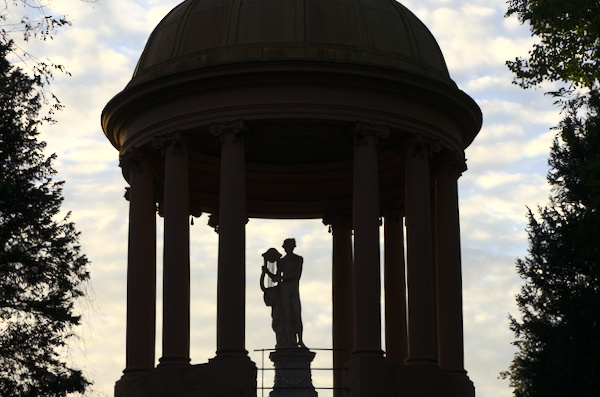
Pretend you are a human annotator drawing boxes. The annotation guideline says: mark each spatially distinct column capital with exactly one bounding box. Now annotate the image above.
[352,122,389,144]
[152,131,188,156]
[119,148,140,171]
[396,134,442,158]
[120,148,157,203]
[190,208,203,221]
[433,151,468,179]
[119,147,156,172]
[323,213,353,233]
[208,212,248,233]
[208,213,220,234]
[210,120,248,143]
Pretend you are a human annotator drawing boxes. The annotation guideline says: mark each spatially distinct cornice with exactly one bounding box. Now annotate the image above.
[102,64,481,151]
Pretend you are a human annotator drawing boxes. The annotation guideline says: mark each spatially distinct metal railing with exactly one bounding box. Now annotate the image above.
[254,348,349,397]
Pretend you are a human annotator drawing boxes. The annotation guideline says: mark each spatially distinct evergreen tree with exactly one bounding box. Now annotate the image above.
[504,1,600,395]
[503,91,600,397]
[0,40,90,396]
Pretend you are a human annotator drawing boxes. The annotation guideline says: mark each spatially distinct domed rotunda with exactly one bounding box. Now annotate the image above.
[102,0,482,396]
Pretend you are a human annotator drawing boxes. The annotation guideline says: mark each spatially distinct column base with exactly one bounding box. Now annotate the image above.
[157,356,191,366]
[269,348,318,397]
[405,357,439,367]
[347,355,475,397]
[114,356,256,397]
[216,348,249,358]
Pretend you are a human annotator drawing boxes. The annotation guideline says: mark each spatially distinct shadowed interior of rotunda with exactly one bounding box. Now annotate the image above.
[101,0,483,396]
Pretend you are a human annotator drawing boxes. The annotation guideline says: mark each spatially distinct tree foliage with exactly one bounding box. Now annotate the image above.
[1,0,74,114]
[1,0,71,39]
[0,39,90,396]
[506,0,600,90]
[503,91,600,397]
[1,2,91,395]
[504,1,600,395]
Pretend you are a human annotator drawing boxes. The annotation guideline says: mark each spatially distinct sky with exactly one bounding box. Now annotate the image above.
[5,0,565,396]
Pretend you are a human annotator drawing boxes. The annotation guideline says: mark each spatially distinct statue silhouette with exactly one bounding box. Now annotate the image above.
[261,238,306,349]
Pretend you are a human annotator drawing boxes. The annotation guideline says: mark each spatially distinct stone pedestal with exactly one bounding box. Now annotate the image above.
[114,356,256,397]
[347,355,475,397]
[269,349,318,397]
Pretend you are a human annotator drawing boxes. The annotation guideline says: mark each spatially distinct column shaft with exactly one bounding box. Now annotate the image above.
[404,144,438,366]
[384,215,408,364]
[329,217,354,396]
[216,130,247,356]
[352,133,383,356]
[161,140,190,365]
[435,158,467,375]
[125,154,156,372]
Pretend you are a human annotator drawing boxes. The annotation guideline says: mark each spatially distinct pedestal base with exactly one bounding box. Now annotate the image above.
[347,355,475,397]
[114,356,256,397]
[269,349,318,397]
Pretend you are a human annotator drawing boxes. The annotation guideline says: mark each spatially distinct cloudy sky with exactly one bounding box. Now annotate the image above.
[7,0,564,396]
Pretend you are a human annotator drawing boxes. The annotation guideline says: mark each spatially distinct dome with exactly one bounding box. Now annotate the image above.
[102,0,482,219]
[131,0,452,86]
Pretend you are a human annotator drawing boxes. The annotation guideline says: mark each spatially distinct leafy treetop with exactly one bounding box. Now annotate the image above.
[1,0,76,115]
[506,0,600,91]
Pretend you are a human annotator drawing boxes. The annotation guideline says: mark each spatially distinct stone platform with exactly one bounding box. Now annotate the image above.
[269,349,318,397]
[114,356,256,397]
[347,355,475,397]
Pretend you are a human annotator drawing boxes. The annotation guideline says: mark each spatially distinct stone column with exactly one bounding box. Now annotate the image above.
[158,133,190,366]
[404,138,438,366]
[352,123,387,357]
[383,212,408,365]
[211,121,247,357]
[122,150,157,373]
[435,153,468,376]
[323,215,354,397]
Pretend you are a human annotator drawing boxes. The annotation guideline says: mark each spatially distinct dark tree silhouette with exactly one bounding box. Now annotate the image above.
[504,1,600,396]
[506,0,600,91]
[1,3,91,394]
[502,91,600,397]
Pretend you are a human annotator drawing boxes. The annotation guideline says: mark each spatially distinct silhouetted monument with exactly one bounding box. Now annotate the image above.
[262,239,306,349]
[102,0,482,396]
[262,240,317,397]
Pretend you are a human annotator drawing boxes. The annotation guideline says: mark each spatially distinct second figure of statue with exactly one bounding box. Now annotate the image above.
[261,238,307,349]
